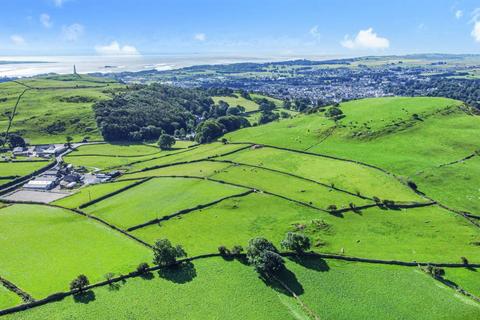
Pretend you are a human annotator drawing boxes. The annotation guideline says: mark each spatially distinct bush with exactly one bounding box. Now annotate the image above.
[70,274,89,292]
[280,232,311,253]
[231,245,244,255]
[372,196,381,203]
[327,204,338,212]
[218,245,231,256]
[461,257,469,265]
[136,262,150,274]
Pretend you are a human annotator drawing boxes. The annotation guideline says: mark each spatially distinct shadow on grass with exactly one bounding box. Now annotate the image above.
[158,261,197,284]
[262,267,304,297]
[288,255,330,272]
[73,290,96,304]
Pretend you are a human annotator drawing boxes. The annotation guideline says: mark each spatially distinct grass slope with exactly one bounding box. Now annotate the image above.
[84,177,247,229]
[132,192,479,262]
[0,204,150,298]
[52,180,141,209]
[5,258,479,320]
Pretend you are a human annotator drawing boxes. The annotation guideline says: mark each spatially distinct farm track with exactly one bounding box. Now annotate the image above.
[1,251,479,317]
[228,142,480,228]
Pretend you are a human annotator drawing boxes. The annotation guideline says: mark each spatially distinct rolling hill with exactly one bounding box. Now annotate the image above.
[0,94,479,319]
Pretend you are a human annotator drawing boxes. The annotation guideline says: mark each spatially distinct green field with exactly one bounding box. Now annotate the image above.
[0,76,123,144]
[52,179,141,209]
[84,177,247,229]
[2,94,480,318]
[0,204,150,298]
[212,94,260,112]
[0,161,50,177]
[132,192,479,262]
[5,258,479,320]
[0,286,22,310]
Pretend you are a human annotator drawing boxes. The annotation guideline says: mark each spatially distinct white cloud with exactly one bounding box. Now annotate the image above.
[40,14,52,28]
[341,28,389,50]
[194,33,206,41]
[62,23,84,41]
[10,35,26,45]
[53,0,67,7]
[309,25,321,39]
[472,8,480,42]
[455,10,463,19]
[95,41,140,56]
[472,21,480,42]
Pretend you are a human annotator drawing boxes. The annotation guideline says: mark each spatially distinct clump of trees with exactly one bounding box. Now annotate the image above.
[70,274,90,292]
[195,116,250,143]
[94,84,213,141]
[152,238,187,266]
[246,237,285,277]
[281,232,311,253]
[1,133,26,148]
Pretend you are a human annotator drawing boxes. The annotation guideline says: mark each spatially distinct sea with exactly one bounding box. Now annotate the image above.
[0,54,342,78]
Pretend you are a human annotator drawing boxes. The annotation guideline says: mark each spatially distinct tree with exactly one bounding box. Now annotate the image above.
[325,106,344,120]
[246,237,284,277]
[280,232,311,253]
[158,134,176,150]
[257,99,276,113]
[195,120,225,143]
[70,274,89,292]
[152,239,187,266]
[65,136,73,148]
[7,134,26,148]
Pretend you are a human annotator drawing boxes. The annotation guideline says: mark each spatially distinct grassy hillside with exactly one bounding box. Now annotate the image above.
[5,258,479,320]
[1,96,479,318]
[0,76,123,144]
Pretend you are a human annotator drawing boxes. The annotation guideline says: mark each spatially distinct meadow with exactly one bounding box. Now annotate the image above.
[0,204,150,298]
[84,177,247,229]
[1,94,479,318]
[5,258,479,320]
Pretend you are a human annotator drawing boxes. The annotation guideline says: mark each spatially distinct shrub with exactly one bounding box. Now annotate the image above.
[382,199,395,208]
[327,204,338,212]
[372,196,381,203]
[231,245,244,255]
[424,265,445,278]
[218,245,231,256]
[70,275,89,292]
[152,239,187,266]
[280,232,311,253]
[407,180,418,190]
[136,262,150,274]
[461,257,469,265]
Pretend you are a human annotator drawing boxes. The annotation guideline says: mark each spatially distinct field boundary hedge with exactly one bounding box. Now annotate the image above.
[127,190,254,231]
[0,275,34,304]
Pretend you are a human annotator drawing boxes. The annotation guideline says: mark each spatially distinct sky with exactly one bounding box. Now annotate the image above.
[0,0,479,57]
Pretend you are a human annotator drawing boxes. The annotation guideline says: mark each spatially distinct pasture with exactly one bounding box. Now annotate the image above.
[4,258,479,320]
[1,95,479,318]
[0,204,150,298]
[84,177,248,229]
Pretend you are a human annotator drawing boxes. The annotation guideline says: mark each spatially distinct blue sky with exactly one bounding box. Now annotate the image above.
[1,0,479,56]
